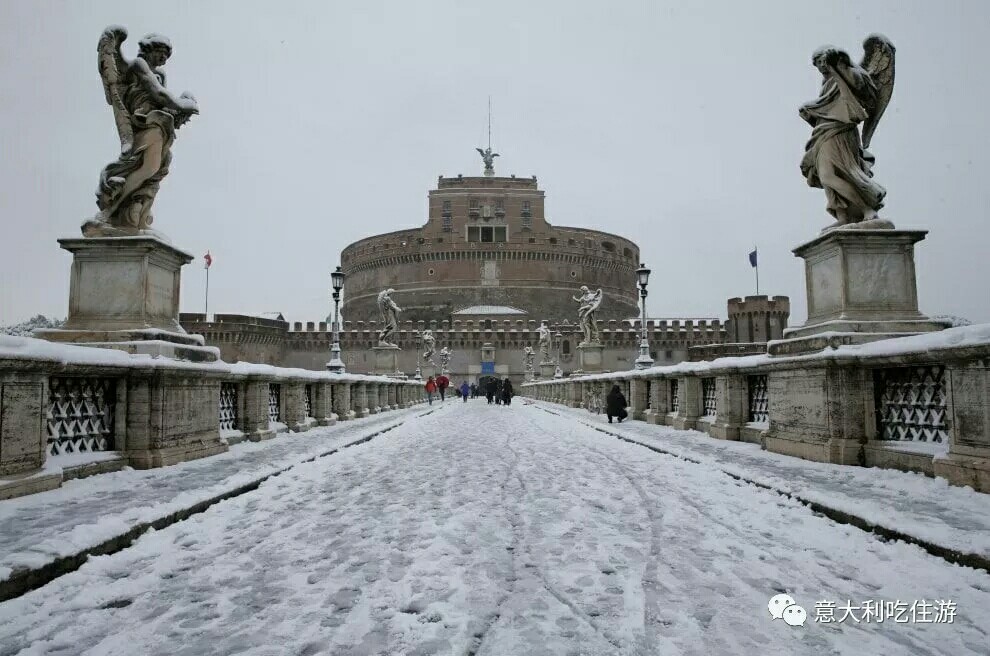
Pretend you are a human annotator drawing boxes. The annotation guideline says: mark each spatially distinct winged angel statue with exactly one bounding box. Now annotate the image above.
[799,35,895,228]
[86,26,199,236]
[476,146,499,175]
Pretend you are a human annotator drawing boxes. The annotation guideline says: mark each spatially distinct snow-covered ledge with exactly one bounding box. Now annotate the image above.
[522,324,990,493]
[0,334,424,500]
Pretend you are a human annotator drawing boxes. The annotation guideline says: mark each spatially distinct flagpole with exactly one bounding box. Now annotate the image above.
[205,263,209,319]
[755,246,760,295]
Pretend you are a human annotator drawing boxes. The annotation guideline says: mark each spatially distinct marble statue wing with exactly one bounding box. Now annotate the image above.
[859,34,895,149]
[589,289,603,312]
[98,25,134,152]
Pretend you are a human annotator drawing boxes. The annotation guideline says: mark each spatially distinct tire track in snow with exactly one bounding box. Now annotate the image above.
[509,407,631,652]
[584,444,664,654]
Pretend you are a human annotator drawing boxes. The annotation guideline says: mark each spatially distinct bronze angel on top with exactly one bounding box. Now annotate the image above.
[800,35,895,229]
[86,26,198,236]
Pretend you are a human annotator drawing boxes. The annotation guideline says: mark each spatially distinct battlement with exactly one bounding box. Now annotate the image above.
[726,295,791,314]
[281,317,727,346]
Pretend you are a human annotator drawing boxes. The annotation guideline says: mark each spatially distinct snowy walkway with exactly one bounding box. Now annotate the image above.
[1,401,988,655]
[0,408,425,583]
[540,403,990,562]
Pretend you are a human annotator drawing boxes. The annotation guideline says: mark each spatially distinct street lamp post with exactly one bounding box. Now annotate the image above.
[326,266,346,373]
[414,331,423,381]
[634,263,654,369]
[554,330,564,378]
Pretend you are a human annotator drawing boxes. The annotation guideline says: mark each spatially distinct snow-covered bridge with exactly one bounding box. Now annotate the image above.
[1,400,987,655]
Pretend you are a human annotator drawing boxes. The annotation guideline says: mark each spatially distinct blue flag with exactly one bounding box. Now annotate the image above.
[748,249,758,268]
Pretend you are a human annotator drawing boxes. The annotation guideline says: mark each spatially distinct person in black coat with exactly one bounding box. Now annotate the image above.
[501,378,514,406]
[606,384,628,423]
[485,379,498,404]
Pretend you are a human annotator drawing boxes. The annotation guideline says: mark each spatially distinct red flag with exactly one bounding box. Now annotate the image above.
[204,251,213,268]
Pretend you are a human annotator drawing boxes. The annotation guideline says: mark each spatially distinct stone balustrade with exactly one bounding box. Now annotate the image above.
[0,334,424,500]
[521,325,990,494]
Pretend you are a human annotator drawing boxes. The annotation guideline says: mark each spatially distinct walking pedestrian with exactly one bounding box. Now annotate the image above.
[494,379,503,405]
[436,374,450,402]
[470,383,478,398]
[459,380,470,402]
[425,376,437,405]
[606,384,628,423]
[501,378,514,406]
[485,378,497,404]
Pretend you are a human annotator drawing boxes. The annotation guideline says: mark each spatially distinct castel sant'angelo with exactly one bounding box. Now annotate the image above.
[182,149,789,381]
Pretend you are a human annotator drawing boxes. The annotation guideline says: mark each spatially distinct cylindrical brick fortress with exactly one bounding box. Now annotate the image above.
[341,174,640,323]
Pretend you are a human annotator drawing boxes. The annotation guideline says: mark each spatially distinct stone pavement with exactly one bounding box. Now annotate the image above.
[0,407,427,596]
[533,401,990,567]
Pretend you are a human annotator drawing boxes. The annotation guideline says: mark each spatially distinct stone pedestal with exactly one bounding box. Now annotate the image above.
[36,236,218,362]
[538,363,557,379]
[371,345,402,376]
[769,228,945,356]
[576,343,604,374]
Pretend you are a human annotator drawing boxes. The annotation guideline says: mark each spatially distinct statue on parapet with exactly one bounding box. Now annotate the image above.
[438,345,451,375]
[85,26,199,237]
[537,321,553,364]
[377,289,402,346]
[476,146,499,176]
[572,286,603,345]
[799,34,896,230]
[421,330,436,365]
[523,346,536,375]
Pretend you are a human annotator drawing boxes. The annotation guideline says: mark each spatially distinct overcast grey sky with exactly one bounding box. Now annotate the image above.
[1,0,988,326]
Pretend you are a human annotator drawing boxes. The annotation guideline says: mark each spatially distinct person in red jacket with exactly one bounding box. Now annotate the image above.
[424,376,437,405]
[436,374,450,402]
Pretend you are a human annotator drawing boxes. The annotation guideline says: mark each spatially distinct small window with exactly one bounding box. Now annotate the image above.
[548,237,557,245]
[480,226,494,242]
[494,226,507,242]
[442,200,451,212]
[468,226,480,242]
[602,241,616,252]
[442,214,452,232]
[562,340,571,355]
[469,198,480,210]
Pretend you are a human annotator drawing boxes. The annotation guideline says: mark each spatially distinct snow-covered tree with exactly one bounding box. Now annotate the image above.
[0,315,65,337]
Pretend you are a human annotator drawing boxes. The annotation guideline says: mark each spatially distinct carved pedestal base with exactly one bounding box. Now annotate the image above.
[371,345,402,376]
[575,343,605,374]
[538,363,557,379]
[36,236,218,362]
[769,227,945,356]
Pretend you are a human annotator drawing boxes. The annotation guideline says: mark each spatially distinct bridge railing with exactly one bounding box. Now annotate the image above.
[0,334,425,500]
[521,325,990,494]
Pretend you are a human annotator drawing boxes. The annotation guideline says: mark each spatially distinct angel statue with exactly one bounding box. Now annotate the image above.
[799,34,895,229]
[85,26,199,237]
[537,321,553,364]
[421,330,436,365]
[438,346,451,376]
[476,146,499,176]
[377,289,402,346]
[572,286,603,345]
[523,346,536,376]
